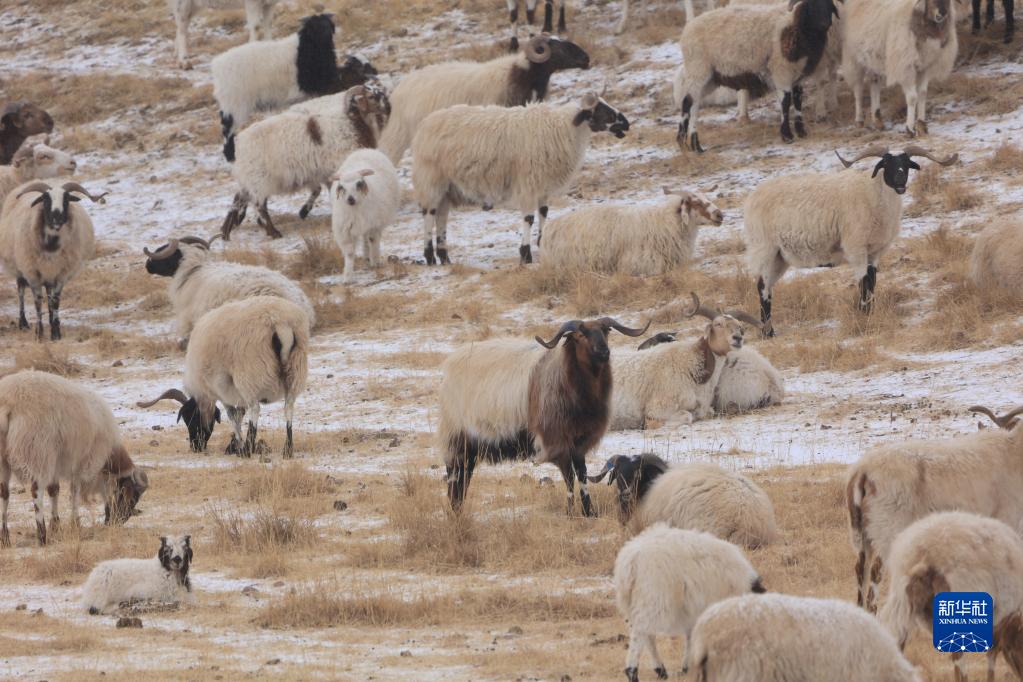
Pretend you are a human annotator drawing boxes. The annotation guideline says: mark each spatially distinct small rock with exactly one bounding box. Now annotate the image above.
[116,617,143,628]
[326,373,334,379]
[399,650,412,657]
[429,464,439,470]
[273,581,285,588]
[538,477,554,488]
[149,440,159,447]
[242,585,261,599]
[14,603,26,611]
[152,425,163,431]
[31,608,43,616]
[560,676,572,682]
[264,658,281,666]
[112,360,123,367]
[508,626,524,635]
[388,437,401,448]
[333,500,348,512]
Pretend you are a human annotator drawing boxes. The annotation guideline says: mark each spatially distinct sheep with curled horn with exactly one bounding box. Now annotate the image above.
[0,180,107,340]
[436,315,649,516]
[745,144,957,335]
[970,404,1023,431]
[611,293,765,430]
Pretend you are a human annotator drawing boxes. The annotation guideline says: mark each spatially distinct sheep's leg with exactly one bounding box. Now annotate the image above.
[69,482,81,528]
[31,481,46,545]
[221,192,246,241]
[557,1,567,32]
[0,460,10,547]
[756,254,787,337]
[341,236,358,284]
[869,80,883,129]
[902,83,918,136]
[852,77,865,127]
[647,636,668,679]
[446,447,478,512]
[856,257,878,312]
[779,90,794,143]
[282,397,295,460]
[422,207,436,265]
[225,405,246,456]
[792,85,806,138]
[367,233,381,269]
[617,0,630,34]
[915,77,930,135]
[543,0,554,32]
[299,186,320,220]
[47,482,59,535]
[244,402,261,458]
[172,0,193,69]
[681,631,692,674]
[220,111,234,143]
[684,0,696,22]
[973,0,984,30]
[29,283,44,340]
[520,214,535,264]
[243,0,262,41]
[16,275,29,330]
[737,90,750,123]
[527,0,539,23]
[256,200,283,239]
[572,457,595,517]
[556,457,577,514]
[625,630,646,682]
[45,282,63,341]
[436,200,451,265]
[537,204,548,246]
[678,94,705,153]
[987,0,997,24]
[1004,0,1015,42]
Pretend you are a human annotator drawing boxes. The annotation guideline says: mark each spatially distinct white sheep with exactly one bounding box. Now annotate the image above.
[674,0,840,151]
[83,535,194,614]
[169,0,278,69]
[0,181,107,340]
[0,142,76,214]
[138,296,309,459]
[970,220,1023,294]
[142,234,315,347]
[713,346,785,414]
[411,93,629,265]
[689,593,921,681]
[377,35,589,164]
[541,191,723,276]
[329,149,399,284]
[879,512,1023,682]
[0,371,149,547]
[614,523,765,680]
[744,145,957,335]
[841,0,957,135]
[846,404,1023,612]
[220,84,390,240]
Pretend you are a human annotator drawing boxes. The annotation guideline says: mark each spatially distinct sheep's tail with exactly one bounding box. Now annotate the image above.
[272,323,305,402]
[878,562,936,651]
[847,469,873,607]
[223,134,236,163]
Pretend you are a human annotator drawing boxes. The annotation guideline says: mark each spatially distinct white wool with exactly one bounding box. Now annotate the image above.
[330,149,400,283]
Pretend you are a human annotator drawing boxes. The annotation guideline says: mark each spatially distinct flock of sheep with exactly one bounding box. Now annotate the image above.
[0,0,1020,679]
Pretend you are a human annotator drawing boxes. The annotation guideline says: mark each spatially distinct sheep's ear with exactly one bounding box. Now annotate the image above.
[183,535,191,546]
[580,93,599,110]
[160,536,168,547]
[359,169,375,178]
[356,179,369,193]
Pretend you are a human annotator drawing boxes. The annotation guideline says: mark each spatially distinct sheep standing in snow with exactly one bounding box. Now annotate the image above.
[879,512,1023,681]
[972,0,1014,43]
[614,524,765,680]
[1,102,53,165]
[970,220,1023,295]
[169,0,278,69]
[82,536,194,614]
[329,149,399,284]
[0,142,76,214]
[689,593,921,681]
[541,190,723,276]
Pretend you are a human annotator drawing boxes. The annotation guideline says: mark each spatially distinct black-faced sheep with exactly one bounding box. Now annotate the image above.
[1,102,54,165]
[0,371,149,547]
[82,535,194,614]
[0,142,77,214]
[329,149,400,284]
[170,0,279,69]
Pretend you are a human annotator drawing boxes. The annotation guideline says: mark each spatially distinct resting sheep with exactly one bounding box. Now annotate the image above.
[588,452,669,521]
[689,593,921,681]
[1,102,54,165]
[744,145,957,334]
[329,149,400,284]
[0,371,149,547]
[0,141,76,214]
[614,524,765,681]
[541,190,723,276]
[169,0,278,69]
[412,93,629,265]
[970,220,1023,295]
[82,535,194,614]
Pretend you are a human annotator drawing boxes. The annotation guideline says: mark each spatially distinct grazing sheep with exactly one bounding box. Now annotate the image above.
[329,149,400,283]
[0,142,76,214]
[588,453,669,521]
[82,535,194,614]
[438,316,649,515]
[541,190,723,276]
[690,593,921,681]
[0,181,107,340]
[745,145,957,334]
[611,293,762,430]
[846,403,1023,612]
[675,0,840,151]
[970,220,1023,295]
[841,0,958,134]
[138,296,309,459]
[377,34,589,164]
[879,512,1023,682]
[142,234,315,347]
[972,0,1014,43]
[614,524,765,680]
[1,102,54,165]
[220,84,390,239]
[0,371,149,547]
[412,93,629,265]
[169,0,279,69]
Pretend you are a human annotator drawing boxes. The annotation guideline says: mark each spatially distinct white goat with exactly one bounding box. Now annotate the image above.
[83,535,194,614]
[329,149,399,284]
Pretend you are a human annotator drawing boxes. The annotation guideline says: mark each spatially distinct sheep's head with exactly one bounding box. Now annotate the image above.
[835,145,958,195]
[99,445,149,525]
[637,331,679,350]
[330,169,374,207]
[915,0,953,25]
[347,84,391,146]
[299,13,336,41]
[574,93,629,139]
[12,142,76,179]
[588,453,669,521]
[1,101,54,137]
[535,317,650,368]
[684,292,763,355]
[790,0,841,32]
[665,188,723,227]
[524,34,590,71]
[159,535,193,575]
[337,55,378,90]
[138,389,221,452]
[16,182,106,250]
[143,236,218,277]
[969,405,1023,431]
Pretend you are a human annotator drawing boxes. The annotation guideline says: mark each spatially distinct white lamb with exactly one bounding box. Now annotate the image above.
[82,536,194,615]
[329,149,400,284]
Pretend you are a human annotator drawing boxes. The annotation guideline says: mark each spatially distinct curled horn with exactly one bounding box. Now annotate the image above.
[131,468,150,492]
[15,181,52,199]
[599,317,651,337]
[724,309,764,329]
[62,182,108,204]
[969,405,1023,430]
[835,146,889,169]
[535,320,582,349]
[587,457,618,484]
[904,145,958,166]
[137,388,189,409]
[179,236,212,249]
[524,34,552,63]
[685,292,721,321]
[143,239,179,259]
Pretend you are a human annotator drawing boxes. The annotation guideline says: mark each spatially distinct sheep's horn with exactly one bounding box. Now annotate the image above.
[131,468,150,492]
[535,320,582,349]
[600,317,651,338]
[137,388,189,408]
[725,310,764,329]
[637,331,680,350]
[904,145,958,166]
[62,182,107,204]
[683,292,702,318]
[144,239,179,260]
[178,236,211,249]
[587,456,618,484]
[685,292,721,320]
[524,34,552,63]
[15,181,51,199]
[835,146,889,168]
[970,405,1023,429]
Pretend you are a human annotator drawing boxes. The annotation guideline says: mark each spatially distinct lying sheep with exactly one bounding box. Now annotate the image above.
[0,181,107,340]
[329,149,399,284]
[412,93,629,265]
[970,220,1023,295]
[0,371,149,547]
[690,593,921,681]
[541,190,723,276]
[82,535,194,614]
[139,296,309,459]
[847,403,1023,612]
[170,0,278,69]
[611,293,762,429]
[143,234,315,347]
[614,524,765,680]
[880,512,1023,682]
[1,102,54,165]
[0,141,76,215]
[588,453,669,521]
[377,34,589,164]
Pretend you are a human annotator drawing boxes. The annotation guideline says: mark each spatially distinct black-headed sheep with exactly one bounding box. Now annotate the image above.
[82,535,194,614]
[1,102,54,165]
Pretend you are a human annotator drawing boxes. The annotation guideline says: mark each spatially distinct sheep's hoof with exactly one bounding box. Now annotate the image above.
[508,37,519,52]
[655,666,668,680]
[902,125,917,138]
[0,528,9,548]
[780,123,794,143]
[437,248,450,265]
[424,242,436,266]
[624,667,639,682]
[50,325,61,341]
[18,316,29,331]
[254,439,271,455]
[225,436,244,456]
[856,119,865,128]
[265,227,283,239]
[916,120,929,135]
[794,119,807,138]
[35,324,44,341]
[687,132,704,154]
[299,205,312,220]
[519,244,532,264]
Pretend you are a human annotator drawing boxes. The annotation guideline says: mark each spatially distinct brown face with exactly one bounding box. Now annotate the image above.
[706,316,745,356]
[682,193,724,226]
[569,321,612,366]
[926,0,951,23]
[7,104,54,136]
[105,473,147,525]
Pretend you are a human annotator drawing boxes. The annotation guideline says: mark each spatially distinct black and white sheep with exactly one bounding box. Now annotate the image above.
[82,535,194,614]
[744,145,957,334]
[411,93,629,265]
[437,317,649,515]
[329,149,400,284]
[1,102,54,165]
[138,296,309,459]
[0,141,77,213]
[0,371,149,547]
[0,181,107,340]
[169,0,279,69]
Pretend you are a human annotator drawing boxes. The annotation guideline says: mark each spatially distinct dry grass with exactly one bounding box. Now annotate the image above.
[205,502,318,577]
[242,464,337,502]
[8,344,84,377]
